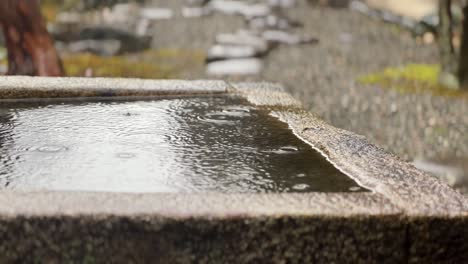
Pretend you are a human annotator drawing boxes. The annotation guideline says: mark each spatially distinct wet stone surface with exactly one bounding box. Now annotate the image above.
[0,96,364,193]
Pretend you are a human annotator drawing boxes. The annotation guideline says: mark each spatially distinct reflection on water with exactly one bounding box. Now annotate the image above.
[0,96,365,193]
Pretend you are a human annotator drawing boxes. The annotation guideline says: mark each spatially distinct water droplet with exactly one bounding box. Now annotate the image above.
[281,146,299,151]
[269,146,299,154]
[36,145,68,153]
[122,111,140,117]
[292,183,310,191]
[349,186,362,192]
[197,111,239,125]
[221,106,251,117]
[296,173,306,178]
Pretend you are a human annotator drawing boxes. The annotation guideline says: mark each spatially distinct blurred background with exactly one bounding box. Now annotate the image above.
[0,0,467,194]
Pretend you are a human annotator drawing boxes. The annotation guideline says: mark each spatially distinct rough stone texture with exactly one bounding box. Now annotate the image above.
[0,192,400,218]
[228,81,302,107]
[231,81,468,216]
[407,216,468,263]
[258,4,467,164]
[0,78,466,262]
[0,215,405,263]
[278,110,468,216]
[0,77,227,100]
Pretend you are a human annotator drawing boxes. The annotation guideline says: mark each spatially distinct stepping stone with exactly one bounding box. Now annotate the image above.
[140,7,173,20]
[248,15,301,31]
[67,39,122,56]
[261,30,318,45]
[206,58,262,75]
[103,3,142,23]
[209,0,270,18]
[209,0,247,15]
[206,44,260,62]
[239,4,271,19]
[215,33,270,54]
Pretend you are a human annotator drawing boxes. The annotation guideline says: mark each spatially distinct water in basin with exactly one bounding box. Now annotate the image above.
[0,96,365,193]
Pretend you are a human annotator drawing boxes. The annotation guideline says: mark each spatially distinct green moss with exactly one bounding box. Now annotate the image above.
[0,47,205,78]
[63,53,173,79]
[63,49,205,79]
[359,64,439,85]
[358,64,468,98]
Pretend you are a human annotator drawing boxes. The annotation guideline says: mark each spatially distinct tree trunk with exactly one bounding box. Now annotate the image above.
[438,0,460,89]
[0,0,64,76]
[458,4,468,89]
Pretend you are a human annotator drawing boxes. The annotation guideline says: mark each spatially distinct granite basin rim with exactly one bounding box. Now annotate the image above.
[0,76,466,218]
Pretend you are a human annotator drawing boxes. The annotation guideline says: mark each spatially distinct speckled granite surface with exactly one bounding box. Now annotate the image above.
[0,77,466,262]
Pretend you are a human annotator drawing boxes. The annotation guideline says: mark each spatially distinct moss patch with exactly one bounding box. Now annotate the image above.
[358,64,468,98]
[63,49,205,79]
[63,53,171,79]
[0,48,205,78]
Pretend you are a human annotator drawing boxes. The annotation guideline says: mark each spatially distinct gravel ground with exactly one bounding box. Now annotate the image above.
[147,0,466,161]
[260,4,467,162]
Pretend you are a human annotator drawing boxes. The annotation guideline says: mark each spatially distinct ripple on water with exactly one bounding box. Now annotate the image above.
[0,96,366,193]
[292,183,310,191]
[197,111,240,125]
[221,106,252,117]
[267,146,300,154]
[36,145,68,153]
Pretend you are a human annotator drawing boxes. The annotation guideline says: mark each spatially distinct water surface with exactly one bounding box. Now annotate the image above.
[0,96,365,193]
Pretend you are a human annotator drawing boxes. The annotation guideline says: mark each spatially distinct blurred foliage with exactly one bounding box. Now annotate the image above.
[41,1,60,22]
[358,64,468,98]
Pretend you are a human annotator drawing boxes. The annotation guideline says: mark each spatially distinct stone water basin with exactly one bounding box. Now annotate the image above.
[0,96,363,193]
[0,77,466,263]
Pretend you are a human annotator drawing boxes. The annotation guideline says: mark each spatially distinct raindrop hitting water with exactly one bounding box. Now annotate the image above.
[0,96,365,193]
